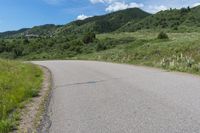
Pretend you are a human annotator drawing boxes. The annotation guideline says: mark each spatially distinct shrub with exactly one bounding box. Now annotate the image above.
[96,43,107,51]
[69,40,84,53]
[83,32,96,44]
[159,54,199,72]
[157,32,169,39]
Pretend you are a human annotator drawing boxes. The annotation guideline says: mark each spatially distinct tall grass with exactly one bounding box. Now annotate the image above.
[0,59,43,133]
[75,32,200,75]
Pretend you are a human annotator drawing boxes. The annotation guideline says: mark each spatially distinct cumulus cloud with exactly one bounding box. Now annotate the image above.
[90,0,115,4]
[90,0,144,12]
[192,2,200,7]
[105,2,144,12]
[147,5,168,13]
[77,14,91,20]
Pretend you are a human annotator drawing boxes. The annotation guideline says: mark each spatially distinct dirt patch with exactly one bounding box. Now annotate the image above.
[14,66,52,133]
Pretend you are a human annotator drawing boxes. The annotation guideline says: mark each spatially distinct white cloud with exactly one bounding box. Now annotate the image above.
[147,5,168,13]
[105,2,144,12]
[90,0,115,4]
[192,2,200,7]
[77,14,91,20]
[129,2,144,8]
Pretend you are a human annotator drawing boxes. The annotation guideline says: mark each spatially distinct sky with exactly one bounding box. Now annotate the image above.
[0,0,200,32]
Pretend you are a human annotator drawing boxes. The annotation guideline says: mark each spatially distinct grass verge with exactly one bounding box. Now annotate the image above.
[0,59,43,133]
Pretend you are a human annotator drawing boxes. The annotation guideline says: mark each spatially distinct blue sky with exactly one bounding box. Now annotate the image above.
[0,0,200,32]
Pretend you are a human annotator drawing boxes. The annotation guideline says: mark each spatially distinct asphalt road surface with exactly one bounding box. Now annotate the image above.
[33,60,200,133]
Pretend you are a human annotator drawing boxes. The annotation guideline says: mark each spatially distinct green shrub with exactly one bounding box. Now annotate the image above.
[83,32,96,44]
[157,31,169,39]
[96,43,107,51]
[159,54,199,72]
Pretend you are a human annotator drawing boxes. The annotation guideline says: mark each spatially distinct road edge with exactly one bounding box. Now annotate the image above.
[16,65,52,133]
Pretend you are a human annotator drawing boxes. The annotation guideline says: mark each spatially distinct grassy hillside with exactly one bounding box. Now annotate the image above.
[0,6,200,62]
[57,8,150,34]
[0,28,30,38]
[74,31,200,74]
[0,8,150,39]
[0,6,200,39]
[0,59,43,132]
[25,24,62,37]
[119,6,200,32]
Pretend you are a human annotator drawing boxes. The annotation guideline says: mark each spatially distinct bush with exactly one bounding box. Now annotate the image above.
[159,54,199,72]
[69,40,84,53]
[83,32,96,44]
[96,42,107,51]
[157,32,169,39]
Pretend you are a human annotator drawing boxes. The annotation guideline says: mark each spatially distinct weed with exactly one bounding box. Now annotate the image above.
[0,59,42,132]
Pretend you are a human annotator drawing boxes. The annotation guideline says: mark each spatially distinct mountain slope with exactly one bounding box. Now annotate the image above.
[0,8,150,38]
[57,8,151,35]
[182,6,200,28]
[0,24,61,38]
[25,24,62,36]
[1,6,200,39]
[119,6,200,32]
[0,28,29,38]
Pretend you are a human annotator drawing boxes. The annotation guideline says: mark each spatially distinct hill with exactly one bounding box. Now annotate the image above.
[0,28,29,38]
[119,6,200,32]
[1,6,200,38]
[25,24,62,37]
[57,8,151,35]
[0,8,150,38]
[0,24,61,38]
[0,6,200,60]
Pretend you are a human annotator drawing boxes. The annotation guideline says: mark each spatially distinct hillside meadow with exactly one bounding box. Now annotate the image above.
[74,31,200,75]
[0,59,43,132]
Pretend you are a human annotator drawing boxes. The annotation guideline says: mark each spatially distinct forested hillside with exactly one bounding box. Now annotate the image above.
[119,6,200,32]
[57,8,150,34]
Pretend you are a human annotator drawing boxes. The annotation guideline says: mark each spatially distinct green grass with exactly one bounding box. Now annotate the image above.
[0,59,43,133]
[74,31,200,75]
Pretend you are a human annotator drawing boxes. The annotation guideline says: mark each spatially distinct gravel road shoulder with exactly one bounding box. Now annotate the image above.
[15,66,52,133]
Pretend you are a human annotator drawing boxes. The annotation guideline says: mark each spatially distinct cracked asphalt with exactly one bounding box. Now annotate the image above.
[33,60,200,133]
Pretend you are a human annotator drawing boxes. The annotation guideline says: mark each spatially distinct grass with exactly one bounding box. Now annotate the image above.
[0,59,43,133]
[74,31,200,75]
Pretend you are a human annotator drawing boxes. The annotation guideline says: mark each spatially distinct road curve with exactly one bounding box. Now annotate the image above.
[33,60,200,133]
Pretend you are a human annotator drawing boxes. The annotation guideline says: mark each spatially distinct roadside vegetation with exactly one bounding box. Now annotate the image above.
[0,31,200,75]
[0,59,43,132]
[75,31,200,75]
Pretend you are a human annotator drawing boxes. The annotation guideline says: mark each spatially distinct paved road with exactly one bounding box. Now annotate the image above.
[33,60,200,133]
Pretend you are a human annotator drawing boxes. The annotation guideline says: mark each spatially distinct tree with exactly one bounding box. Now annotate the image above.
[0,40,6,52]
[83,32,96,44]
[13,46,24,58]
[23,38,29,44]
